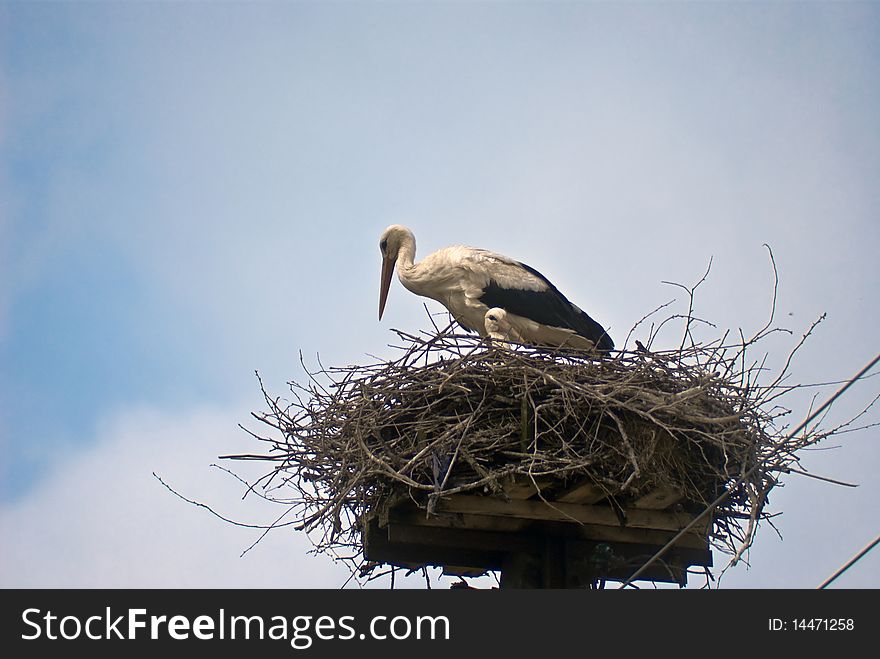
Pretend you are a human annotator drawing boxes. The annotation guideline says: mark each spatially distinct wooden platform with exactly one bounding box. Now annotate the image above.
[363,476,713,588]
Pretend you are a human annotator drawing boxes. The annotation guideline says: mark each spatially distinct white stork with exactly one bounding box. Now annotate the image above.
[484,307,524,344]
[378,225,614,352]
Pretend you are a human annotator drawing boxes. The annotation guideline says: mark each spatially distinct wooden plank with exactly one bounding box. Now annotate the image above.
[632,486,683,510]
[437,494,705,534]
[366,542,502,571]
[387,522,541,554]
[390,508,529,533]
[442,566,489,578]
[556,481,606,504]
[363,519,503,570]
[390,507,707,550]
[376,492,410,528]
[565,539,712,571]
[501,474,552,500]
[568,521,708,550]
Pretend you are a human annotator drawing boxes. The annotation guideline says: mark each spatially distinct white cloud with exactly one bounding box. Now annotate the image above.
[0,403,355,588]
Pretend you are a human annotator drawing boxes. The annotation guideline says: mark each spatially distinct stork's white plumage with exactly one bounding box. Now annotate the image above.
[378,225,613,352]
[484,307,524,344]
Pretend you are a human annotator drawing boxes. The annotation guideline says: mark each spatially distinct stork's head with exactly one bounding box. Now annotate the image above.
[484,307,510,341]
[378,225,415,320]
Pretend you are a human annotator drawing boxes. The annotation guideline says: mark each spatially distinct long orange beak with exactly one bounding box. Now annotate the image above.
[378,256,395,320]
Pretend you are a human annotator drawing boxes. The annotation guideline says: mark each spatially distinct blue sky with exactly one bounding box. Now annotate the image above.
[1,1,878,588]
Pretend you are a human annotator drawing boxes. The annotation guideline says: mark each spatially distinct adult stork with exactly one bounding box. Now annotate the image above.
[378,225,614,352]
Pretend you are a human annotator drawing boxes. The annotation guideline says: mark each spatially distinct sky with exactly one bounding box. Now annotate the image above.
[1,1,878,589]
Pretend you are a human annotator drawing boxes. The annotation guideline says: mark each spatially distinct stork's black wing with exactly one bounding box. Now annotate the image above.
[478,261,614,352]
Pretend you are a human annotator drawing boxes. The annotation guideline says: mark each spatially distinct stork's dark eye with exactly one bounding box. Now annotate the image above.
[488,314,497,321]
[380,239,388,252]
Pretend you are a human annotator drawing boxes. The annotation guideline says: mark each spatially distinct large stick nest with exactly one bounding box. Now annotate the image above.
[233,316,850,581]
[225,256,878,585]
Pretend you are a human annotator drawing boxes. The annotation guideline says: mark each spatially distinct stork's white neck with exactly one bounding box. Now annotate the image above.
[395,231,417,272]
[394,232,436,299]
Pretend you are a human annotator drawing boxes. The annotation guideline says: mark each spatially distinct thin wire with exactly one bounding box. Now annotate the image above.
[619,350,880,588]
[818,533,880,589]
